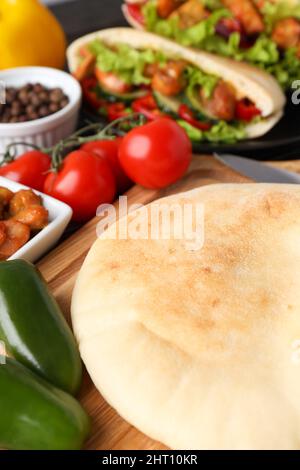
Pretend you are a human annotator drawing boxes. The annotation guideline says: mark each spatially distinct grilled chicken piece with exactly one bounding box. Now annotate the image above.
[272,17,300,50]
[170,0,210,29]
[157,0,185,18]
[152,60,187,96]
[143,62,160,78]
[199,81,236,121]
[222,0,265,35]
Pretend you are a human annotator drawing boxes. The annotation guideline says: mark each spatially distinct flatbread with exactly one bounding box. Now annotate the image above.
[67,28,286,139]
[72,184,300,450]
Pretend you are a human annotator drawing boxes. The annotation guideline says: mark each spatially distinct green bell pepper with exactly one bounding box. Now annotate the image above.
[0,357,90,450]
[0,260,82,395]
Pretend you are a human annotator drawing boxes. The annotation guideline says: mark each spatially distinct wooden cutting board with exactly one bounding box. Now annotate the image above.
[36,155,298,450]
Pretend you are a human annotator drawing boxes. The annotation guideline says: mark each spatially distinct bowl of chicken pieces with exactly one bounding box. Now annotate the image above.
[0,177,72,263]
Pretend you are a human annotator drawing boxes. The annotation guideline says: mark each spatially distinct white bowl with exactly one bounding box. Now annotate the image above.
[0,67,82,155]
[0,176,73,263]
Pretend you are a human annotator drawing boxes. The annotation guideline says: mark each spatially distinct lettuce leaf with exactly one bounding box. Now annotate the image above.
[177,120,247,143]
[143,1,180,38]
[88,40,166,86]
[264,48,300,89]
[185,66,219,99]
[175,10,231,47]
[202,0,223,9]
[143,1,230,46]
[200,31,238,57]
[243,35,279,64]
[261,0,300,33]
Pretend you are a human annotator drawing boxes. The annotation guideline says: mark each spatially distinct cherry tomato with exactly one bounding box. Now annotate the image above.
[236,99,261,122]
[126,3,145,26]
[81,139,132,194]
[0,151,51,192]
[44,150,116,223]
[132,94,164,121]
[95,68,132,94]
[178,104,212,131]
[119,118,192,189]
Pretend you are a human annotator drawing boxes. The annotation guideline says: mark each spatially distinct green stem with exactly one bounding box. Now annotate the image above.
[3,114,146,172]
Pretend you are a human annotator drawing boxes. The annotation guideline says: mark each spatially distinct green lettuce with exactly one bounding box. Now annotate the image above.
[177,120,247,143]
[243,36,279,64]
[202,0,223,10]
[143,1,180,38]
[143,1,230,46]
[185,66,218,98]
[88,40,166,86]
[262,1,300,33]
[264,48,300,89]
[175,10,231,47]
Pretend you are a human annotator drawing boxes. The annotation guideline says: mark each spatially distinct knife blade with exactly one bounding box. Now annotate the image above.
[215,154,300,184]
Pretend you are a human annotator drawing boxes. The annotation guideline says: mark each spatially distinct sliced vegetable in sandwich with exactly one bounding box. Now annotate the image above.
[122,0,300,89]
[67,28,285,143]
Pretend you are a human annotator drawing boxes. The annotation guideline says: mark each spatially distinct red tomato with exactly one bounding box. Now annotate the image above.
[44,150,116,223]
[126,3,145,26]
[236,99,262,122]
[95,68,131,94]
[81,139,133,194]
[0,151,51,192]
[119,118,192,189]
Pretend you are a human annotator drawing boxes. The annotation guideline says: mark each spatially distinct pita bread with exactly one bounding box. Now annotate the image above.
[72,184,300,450]
[67,28,286,139]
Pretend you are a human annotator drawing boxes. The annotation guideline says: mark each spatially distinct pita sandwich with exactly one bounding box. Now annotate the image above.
[122,0,300,90]
[67,28,286,142]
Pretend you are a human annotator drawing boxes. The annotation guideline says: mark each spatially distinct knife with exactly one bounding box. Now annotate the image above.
[215,154,300,184]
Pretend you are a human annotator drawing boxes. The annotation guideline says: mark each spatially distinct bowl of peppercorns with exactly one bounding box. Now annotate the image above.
[0,67,82,155]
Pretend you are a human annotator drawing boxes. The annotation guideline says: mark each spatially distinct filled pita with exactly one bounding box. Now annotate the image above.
[67,28,286,139]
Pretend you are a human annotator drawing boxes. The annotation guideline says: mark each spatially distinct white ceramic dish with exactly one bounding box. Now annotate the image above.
[0,67,82,155]
[0,176,72,263]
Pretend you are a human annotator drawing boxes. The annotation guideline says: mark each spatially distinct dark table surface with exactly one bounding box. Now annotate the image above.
[51,0,299,160]
[51,0,126,42]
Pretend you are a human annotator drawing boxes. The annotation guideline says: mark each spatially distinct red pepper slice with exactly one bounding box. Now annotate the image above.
[132,94,164,121]
[126,3,145,26]
[107,102,131,121]
[235,99,261,122]
[178,104,212,131]
[81,77,104,110]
